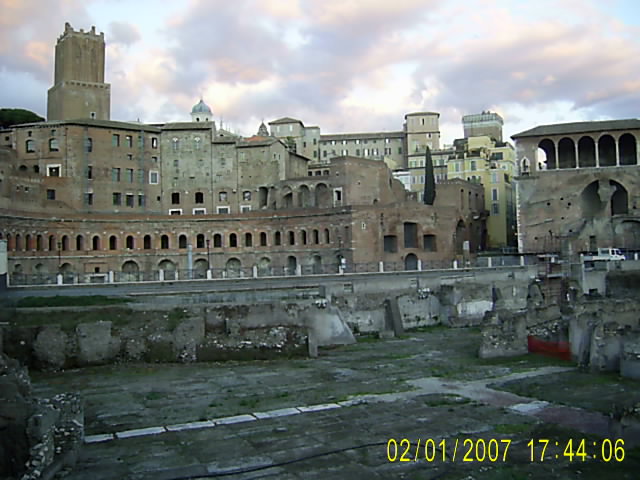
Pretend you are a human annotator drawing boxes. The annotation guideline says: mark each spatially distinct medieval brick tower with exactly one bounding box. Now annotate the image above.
[47,22,111,121]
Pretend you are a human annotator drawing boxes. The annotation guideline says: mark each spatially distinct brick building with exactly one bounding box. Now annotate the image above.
[0,23,485,284]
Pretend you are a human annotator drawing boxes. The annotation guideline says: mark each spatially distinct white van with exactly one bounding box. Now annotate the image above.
[583,248,625,261]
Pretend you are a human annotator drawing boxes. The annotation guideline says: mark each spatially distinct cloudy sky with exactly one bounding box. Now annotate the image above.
[1,0,639,144]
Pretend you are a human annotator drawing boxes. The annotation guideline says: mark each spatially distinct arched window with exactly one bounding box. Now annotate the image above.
[313,229,319,244]
[144,235,152,250]
[301,230,307,245]
[229,233,238,247]
[126,235,134,249]
[274,231,282,246]
[288,231,295,245]
[195,192,204,204]
[85,137,93,153]
[92,235,101,251]
[25,234,32,250]
[109,235,117,250]
[36,234,43,251]
[25,139,35,153]
[61,235,69,251]
[76,235,84,251]
[196,234,205,248]
[178,234,188,248]
[324,228,330,243]
[245,232,252,247]
[259,232,267,246]
[161,234,170,249]
[48,235,55,251]
[213,233,222,248]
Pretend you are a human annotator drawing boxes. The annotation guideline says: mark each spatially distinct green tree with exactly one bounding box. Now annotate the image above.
[0,108,45,128]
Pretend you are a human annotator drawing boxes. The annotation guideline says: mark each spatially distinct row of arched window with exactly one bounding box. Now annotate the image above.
[537,133,638,170]
[1,228,337,252]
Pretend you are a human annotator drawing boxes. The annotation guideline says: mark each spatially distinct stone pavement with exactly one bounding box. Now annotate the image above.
[31,328,640,479]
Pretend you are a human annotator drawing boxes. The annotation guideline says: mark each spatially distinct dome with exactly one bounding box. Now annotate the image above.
[191,99,212,114]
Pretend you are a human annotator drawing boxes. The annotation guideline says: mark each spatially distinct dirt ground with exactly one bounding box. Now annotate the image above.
[32,326,640,479]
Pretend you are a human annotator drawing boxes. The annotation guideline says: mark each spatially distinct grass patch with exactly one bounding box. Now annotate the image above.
[356,335,382,343]
[16,295,130,308]
[9,308,136,332]
[238,396,260,409]
[167,308,189,331]
[478,353,569,368]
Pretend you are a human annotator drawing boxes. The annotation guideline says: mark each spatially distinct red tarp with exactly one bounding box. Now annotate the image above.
[527,336,572,361]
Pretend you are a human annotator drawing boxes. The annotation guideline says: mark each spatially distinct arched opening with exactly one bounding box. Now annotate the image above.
[229,233,238,247]
[274,231,282,246]
[288,231,295,245]
[259,232,267,246]
[159,259,176,280]
[313,229,319,244]
[580,181,602,218]
[36,234,43,251]
[121,260,140,282]
[287,255,297,275]
[521,157,530,175]
[258,257,271,277]
[598,134,616,167]
[404,253,418,271]
[610,180,629,215]
[126,235,134,249]
[324,228,330,244]
[34,263,48,280]
[160,235,169,249]
[282,187,294,209]
[194,259,209,279]
[178,234,188,249]
[245,232,253,247]
[558,137,576,169]
[315,183,330,207]
[301,230,307,245]
[225,257,241,278]
[578,136,596,168]
[537,139,555,170]
[194,191,204,204]
[92,235,100,251]
[15,234,22,251]
[312,254,322,274]
[299,185,312,207]
[619,133,637,166]
[25,234,32,251]
[213,233,222,248]
[258,187,268,208]
[61,235,69,251]
[196,234,205,249]
[109,235,117,250]
[144,235,152,250]
[59,263,73,283]
[454,220,467,254]
[76,235,84,251]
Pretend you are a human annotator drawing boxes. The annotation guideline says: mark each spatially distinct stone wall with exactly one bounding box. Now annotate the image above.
[0,352,83,479]
[2,301,360,370]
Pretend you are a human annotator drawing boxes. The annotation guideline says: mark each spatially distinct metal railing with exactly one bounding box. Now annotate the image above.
[7,255,537,287]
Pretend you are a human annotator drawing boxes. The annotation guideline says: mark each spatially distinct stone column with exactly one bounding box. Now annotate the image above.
[159,269,164,281]
[379,261,384,272]
[595,138,600,167]
[554,141,559,169]
[575,141,580,169]
[615,137,620,166]
[417,259,422,271]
